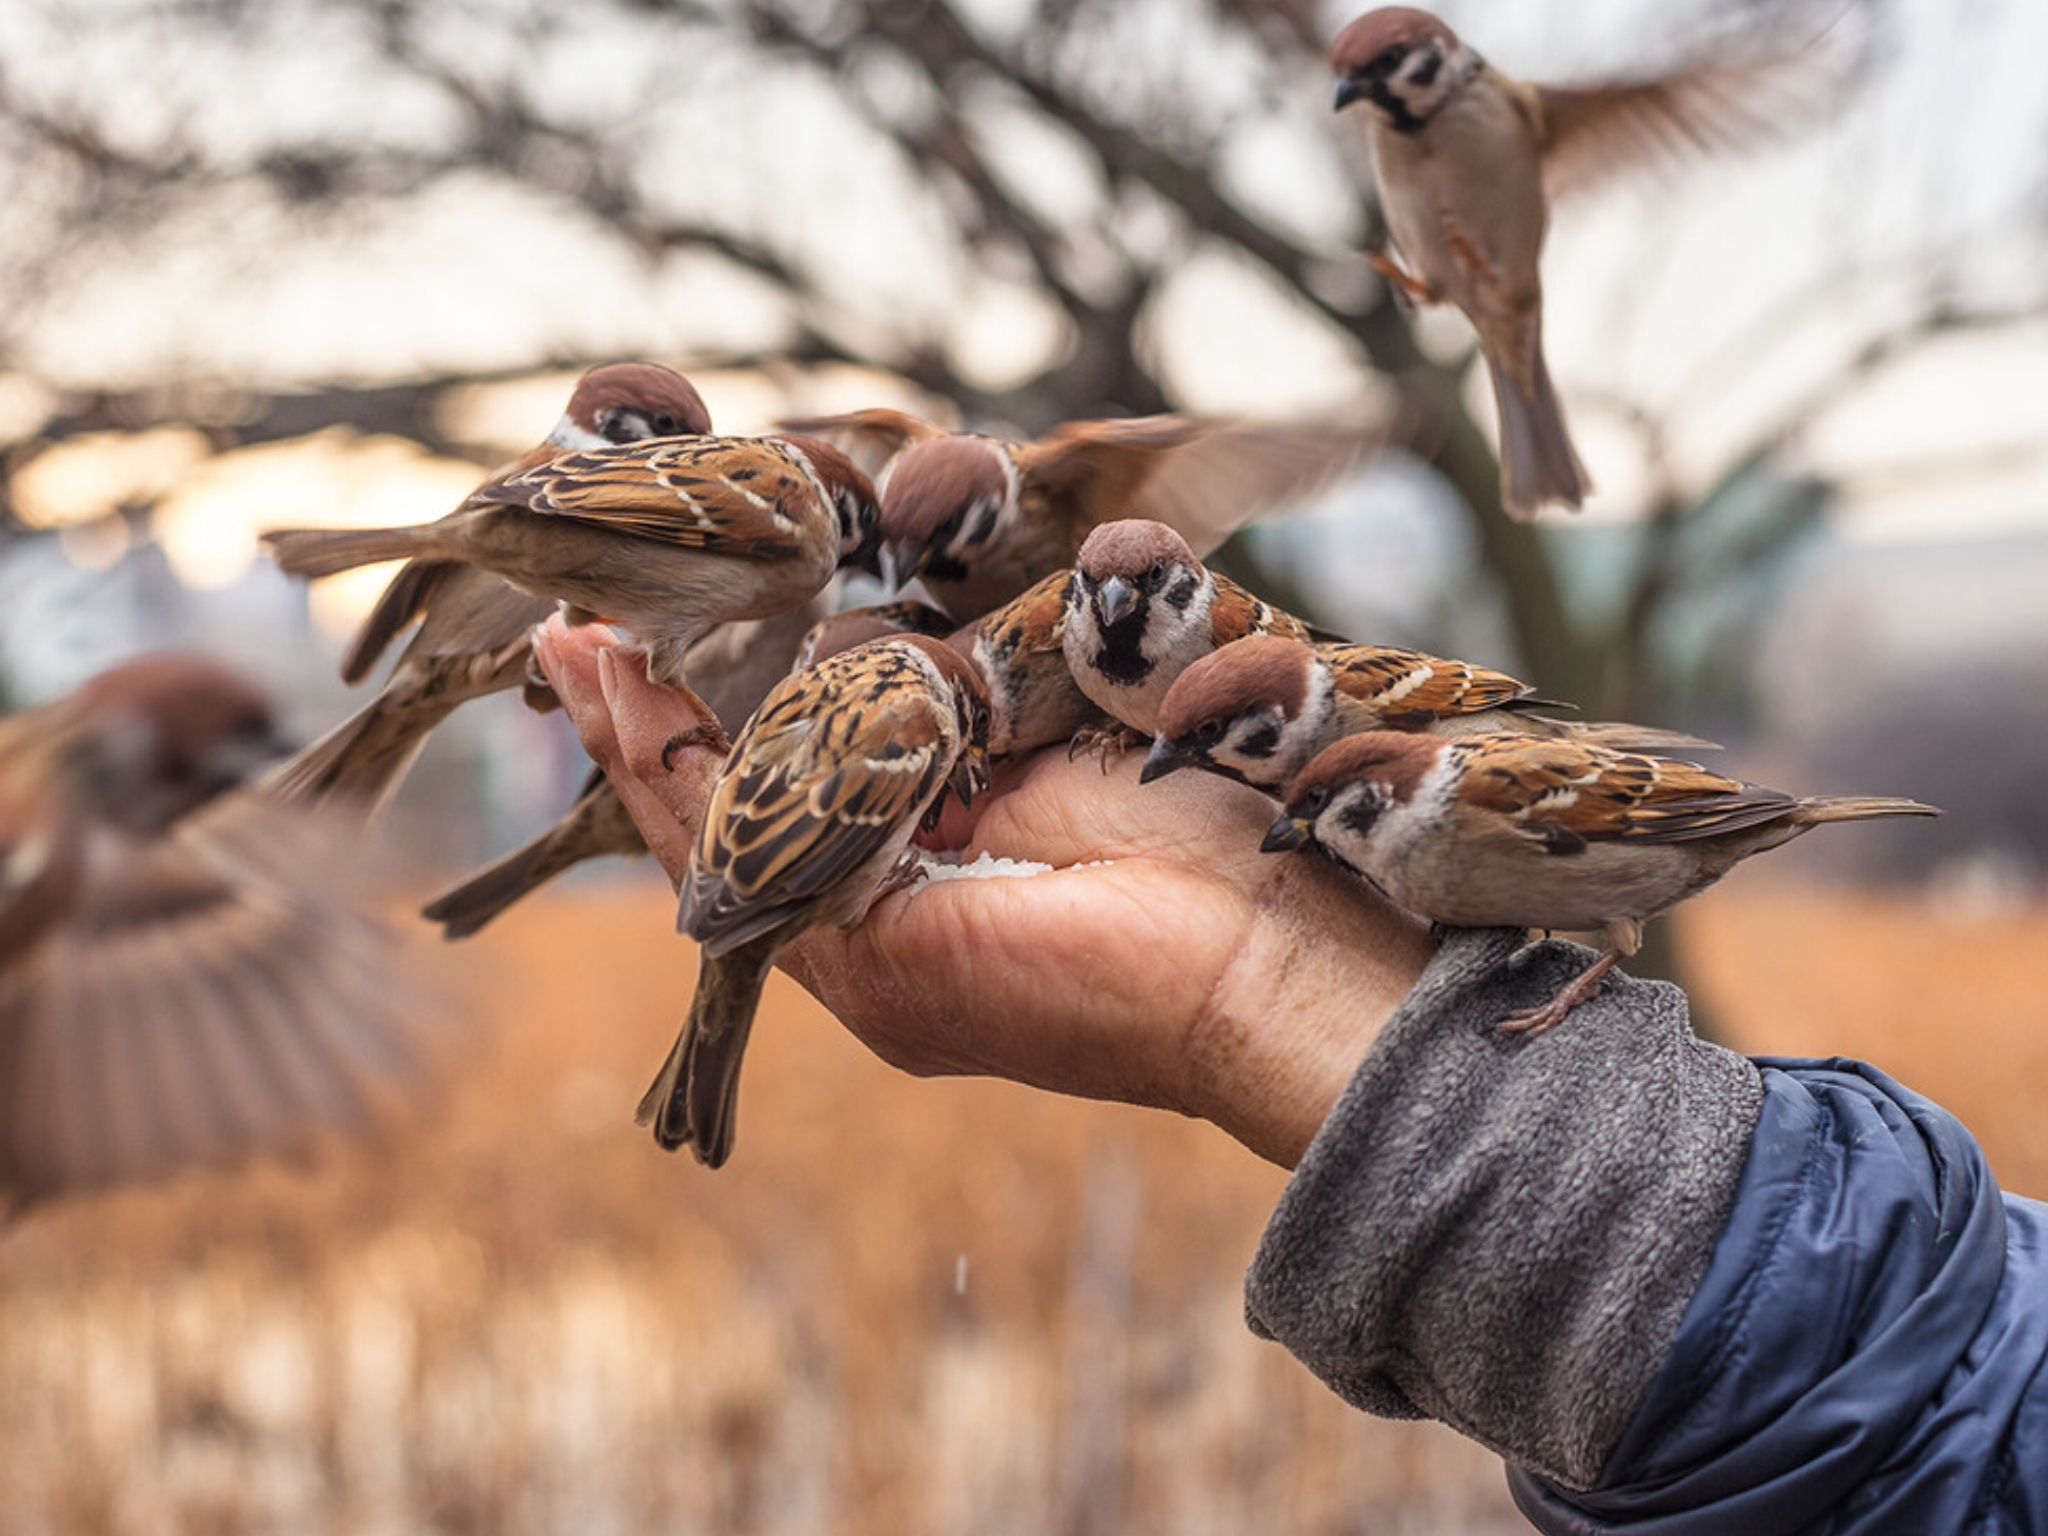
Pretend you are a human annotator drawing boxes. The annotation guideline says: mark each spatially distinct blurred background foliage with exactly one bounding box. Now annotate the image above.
[1,0,2046,1530]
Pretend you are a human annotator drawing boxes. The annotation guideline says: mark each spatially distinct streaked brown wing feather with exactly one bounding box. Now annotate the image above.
[681,653,949,954]
[1456,736,1774,846]
[1329,646,1536,722]
[0,794,425,1205]
[471,439,811,558]
[1210,575,1314,647]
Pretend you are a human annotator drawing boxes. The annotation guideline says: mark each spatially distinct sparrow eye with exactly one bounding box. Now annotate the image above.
[1197,719,1224,742]
[1146,561,1166,586]
[1375,45,1404,72]
[651,412,680,436]
[1300,787,1331,815]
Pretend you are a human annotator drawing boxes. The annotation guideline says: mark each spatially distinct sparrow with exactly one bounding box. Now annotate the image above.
[946,571,1107,757]
[269,363,717,813]
[646,634,991,1167]
[0,656,424,1205]
[1262,730,1938,1036]
[417,592,941,942]
[1061,519,1315,740]
[264,432,885,696]
[1142,633,1713,794]
[1330,8,1824,516]
[780,407,1361,621]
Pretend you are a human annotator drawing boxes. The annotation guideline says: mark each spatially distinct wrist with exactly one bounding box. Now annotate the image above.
[1183,859,1436,1168]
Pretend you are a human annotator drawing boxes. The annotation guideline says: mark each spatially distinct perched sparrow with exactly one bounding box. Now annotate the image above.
[1143,633,1712,794]
[947,571,1107,757]
[417,591,936,942]
[265,433,884,692]
[648,635,992,1167]
[781,407,1360,621]
[269,363,717,813]
[796,599,956,671]
[1263,731,1937,1035]
[1331,8,1822,515]
[1061,519,1314,739]
[0,657,423,1205]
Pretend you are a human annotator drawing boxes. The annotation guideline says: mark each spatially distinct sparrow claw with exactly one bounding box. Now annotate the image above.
[1066,726,1139,773]
[1366,250,1435,308]
[872,850,930,902]
[1496,951,1622,1039]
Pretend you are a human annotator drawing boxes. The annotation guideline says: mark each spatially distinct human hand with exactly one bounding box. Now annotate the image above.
[533,616,1436,1167]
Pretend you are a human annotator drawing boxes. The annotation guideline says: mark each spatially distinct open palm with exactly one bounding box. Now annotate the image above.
[534,619,1431,1166]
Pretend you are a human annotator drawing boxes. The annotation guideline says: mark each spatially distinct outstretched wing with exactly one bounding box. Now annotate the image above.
[1533,36,1843,203]
[0,793,428,1207]
[1022,416,1368,559]
[469,438,816,560]
[773,408,949,480]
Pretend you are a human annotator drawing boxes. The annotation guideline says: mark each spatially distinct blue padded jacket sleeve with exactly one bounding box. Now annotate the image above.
[1514,1059,2048,1535]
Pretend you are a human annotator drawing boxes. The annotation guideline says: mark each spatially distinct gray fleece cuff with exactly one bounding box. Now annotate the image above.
[1244,928,1764,1491]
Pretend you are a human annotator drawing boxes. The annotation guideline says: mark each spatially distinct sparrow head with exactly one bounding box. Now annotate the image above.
[784,436,886,579]
[1071,518,1207,642]
[1143,635,1328,791]
[797,601,954,671]
[1262,730,1444,862]
[876,436,1011,590]
[896,633,994,801]
[1330,8,1474,130]
[556,362,713,450]
[59,656,288,834]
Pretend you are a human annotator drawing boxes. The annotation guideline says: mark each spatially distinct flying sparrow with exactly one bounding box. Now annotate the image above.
[1262,730,1937,1035]
[647,634,992,1167]
[1142,633,1713,793]
[0,656,424,1205]
[1331,7,1826,516]
[781,407,1361,621]
[947,570,1107,757]
[1061,519,1315,740]
[265,432,885,695]
[267,362,719,813]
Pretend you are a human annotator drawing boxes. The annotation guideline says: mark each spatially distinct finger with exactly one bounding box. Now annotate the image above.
[530,615,620,761]
[588,648,711,881]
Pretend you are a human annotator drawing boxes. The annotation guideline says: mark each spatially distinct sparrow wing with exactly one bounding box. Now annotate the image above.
[1328,646,1538,724]
[773,408,948,479]
[1209,574,1315,647]
[1534,42,1836,203]
[1455,736,1794,851]
[470,439,816,559]
[975,571,1073,660]
[0,792,427,1207]
[680,648,953,956]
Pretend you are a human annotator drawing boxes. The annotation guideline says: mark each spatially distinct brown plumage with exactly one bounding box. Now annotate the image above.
[1267,731,1938,1036]
[0,657,425,1207]
[1331,8,1839,515]
[267,363,715,814]
[265,434,882,690]
[782,407,1364,620]
[949,570,1107,756]
[1143,633,1712,793]
[648,635,991,1167]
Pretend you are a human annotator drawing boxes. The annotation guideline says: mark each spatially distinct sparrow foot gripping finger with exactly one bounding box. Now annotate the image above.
[1498,951,1622,1038]
[870,849,931,905]
[1066,726,1139,774]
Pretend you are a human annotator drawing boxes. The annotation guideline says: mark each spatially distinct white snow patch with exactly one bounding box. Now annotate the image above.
[916,852,1117,883]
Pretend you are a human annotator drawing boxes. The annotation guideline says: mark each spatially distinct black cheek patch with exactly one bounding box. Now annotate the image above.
[1409,51,1441,87]
[1340,801,1383,839]
[925,553,969,582]
[1165,574,1199,611]
[1237,724,1281,759]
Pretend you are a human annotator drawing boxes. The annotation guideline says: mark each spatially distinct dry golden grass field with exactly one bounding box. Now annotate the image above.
[2,877,2042,1536]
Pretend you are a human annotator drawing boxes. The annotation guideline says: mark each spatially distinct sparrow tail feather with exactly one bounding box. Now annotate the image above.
[264,699,435,816]
[422,820,602,939]
[263,526,434,580]
[1554,721,1722,754]
[637,937,777,1168]
[1792,796,1941,825]
[1488,348,1590,518]
[343,558,458,684]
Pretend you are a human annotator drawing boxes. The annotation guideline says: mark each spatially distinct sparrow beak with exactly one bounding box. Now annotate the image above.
[879,540,924,593]
[846,526,888,582]
[1094,576,1137,629]
[1139,737,1193,786]
[1333,75,1368,112]
[1260,814,1311,855]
